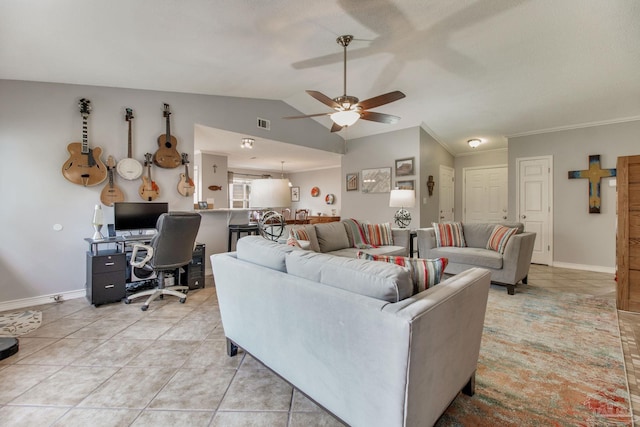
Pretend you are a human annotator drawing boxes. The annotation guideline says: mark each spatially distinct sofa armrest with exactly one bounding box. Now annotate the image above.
[497,232,536,285]
[391,228,410,257]
[416,228,436,257]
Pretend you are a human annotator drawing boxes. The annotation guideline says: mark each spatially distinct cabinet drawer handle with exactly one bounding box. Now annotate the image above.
[104,284,115,289]
[104,262,115,266]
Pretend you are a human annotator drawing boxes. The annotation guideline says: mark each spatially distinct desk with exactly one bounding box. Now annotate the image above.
[228,224,260,251]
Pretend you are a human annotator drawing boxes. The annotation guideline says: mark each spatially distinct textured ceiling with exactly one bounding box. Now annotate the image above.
[1,0,639,159]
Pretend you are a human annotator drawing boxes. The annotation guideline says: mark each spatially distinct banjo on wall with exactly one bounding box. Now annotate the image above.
[116,108,143,180]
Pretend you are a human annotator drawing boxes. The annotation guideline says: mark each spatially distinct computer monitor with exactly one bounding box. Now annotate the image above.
[114,202,169,232]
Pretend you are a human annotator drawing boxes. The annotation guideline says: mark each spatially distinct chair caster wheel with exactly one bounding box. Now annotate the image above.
[124,299,130,304]
[141,305,148,311]
[179,298,186,304]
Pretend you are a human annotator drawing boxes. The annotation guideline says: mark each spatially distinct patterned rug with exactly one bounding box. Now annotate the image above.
[437,286,632,426]
[0,310,42,337]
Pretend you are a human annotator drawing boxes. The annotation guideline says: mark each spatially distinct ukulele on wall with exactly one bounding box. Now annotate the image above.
[61,98,107,186]
[153,103,181,169]
[116,108,143,180]
[100,156,125,206]
[139,153,160,201]
[177,153,195,197]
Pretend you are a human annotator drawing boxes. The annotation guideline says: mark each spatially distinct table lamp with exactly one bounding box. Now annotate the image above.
[92,204,104,240]
[389,189,415,228]
[249,178,290,240]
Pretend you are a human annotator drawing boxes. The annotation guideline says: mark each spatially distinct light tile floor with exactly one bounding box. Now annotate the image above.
[0,265,637,426]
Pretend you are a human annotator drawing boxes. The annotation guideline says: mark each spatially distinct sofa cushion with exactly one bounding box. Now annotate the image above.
[364,222,394,246]
[315,222,350,253]
[462,222,525,248]
[429,246,503,270]
[343,218,371,248]
[433,222,466,247]
[329,245,408,258]
[486,225,519,254]
[289,224,321,252]
[285,250,413,302]
[357,252,448,294]
[236,236,298,272]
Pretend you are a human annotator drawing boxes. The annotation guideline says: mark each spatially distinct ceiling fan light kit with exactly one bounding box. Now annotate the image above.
[284,34,406,132]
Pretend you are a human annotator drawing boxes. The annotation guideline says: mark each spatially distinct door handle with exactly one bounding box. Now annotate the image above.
[521,215,526,219]
[503,216,507,220]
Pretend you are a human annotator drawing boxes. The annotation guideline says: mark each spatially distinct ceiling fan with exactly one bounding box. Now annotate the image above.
[284,35,406,132]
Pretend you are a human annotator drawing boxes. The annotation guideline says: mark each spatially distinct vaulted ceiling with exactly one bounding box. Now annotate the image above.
[2,0,639,157]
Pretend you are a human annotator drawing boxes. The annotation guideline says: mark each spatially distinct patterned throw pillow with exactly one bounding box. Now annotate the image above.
[290,228,310,241]
[486,225,518,254]
[364,223,394,247]
[357,252,448,294]
[286,237,301,248]
[432,222,466,247]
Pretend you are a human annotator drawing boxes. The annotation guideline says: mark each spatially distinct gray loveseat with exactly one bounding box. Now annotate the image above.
[211,236,491,427]
[286,220,410,258]
[417,222,536,295]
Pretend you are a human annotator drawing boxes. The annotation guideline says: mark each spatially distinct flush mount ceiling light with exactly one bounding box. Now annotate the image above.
[467,139,482,148]
[241,137,254,149]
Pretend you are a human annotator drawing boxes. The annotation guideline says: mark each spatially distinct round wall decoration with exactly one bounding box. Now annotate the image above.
[325,194,335,205]
[311,187,320,197]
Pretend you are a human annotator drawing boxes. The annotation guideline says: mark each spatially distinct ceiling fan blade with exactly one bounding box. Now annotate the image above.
[307,90,340,109]
[283,112,331,119]
[330,122,344,133]
[357,91,406,110]
[360,110,401,124]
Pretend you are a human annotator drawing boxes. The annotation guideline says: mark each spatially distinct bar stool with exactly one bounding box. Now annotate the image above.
[228,223,260,251]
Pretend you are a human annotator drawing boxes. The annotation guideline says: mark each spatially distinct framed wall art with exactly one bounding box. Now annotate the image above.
[346,173,358,191]
[361,167,391,193]
[291,186,300,202]
[395,157,414,176]
[395,180,415,190]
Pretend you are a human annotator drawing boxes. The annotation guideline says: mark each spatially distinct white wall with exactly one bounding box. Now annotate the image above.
[0,79,341,305]
[341,127,420,224]
[508,120,640,270]
[289,167,342,217]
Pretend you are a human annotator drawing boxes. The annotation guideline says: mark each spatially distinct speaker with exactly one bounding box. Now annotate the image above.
[131,266,156,282]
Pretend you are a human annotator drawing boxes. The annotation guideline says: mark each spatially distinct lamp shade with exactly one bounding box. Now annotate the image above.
[249,179,291,208]
[330,110,360,127]
[389,189,415,208]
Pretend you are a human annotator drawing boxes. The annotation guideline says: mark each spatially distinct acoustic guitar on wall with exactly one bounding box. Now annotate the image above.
[61,98,107,186]
[153,103,181,169]
[177,153,195,197]
[100,156,125,206]
[116,108,143,180]
[139,153,160,201]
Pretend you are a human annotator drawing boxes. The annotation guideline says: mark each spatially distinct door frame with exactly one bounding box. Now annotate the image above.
[439,165,454,222]
[462,164,508,223]
[515,155,553,266]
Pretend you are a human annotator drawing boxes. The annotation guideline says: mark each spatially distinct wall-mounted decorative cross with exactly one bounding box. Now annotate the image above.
[568,154,616,214]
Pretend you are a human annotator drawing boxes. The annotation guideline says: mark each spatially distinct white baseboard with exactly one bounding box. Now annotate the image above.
[552,261,615,275]
[0,289,86,313]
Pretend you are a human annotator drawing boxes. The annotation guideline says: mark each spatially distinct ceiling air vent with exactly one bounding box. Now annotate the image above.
[257,118,270,130]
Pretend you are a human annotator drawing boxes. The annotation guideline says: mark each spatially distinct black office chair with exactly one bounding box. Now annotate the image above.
[125,212,202,311]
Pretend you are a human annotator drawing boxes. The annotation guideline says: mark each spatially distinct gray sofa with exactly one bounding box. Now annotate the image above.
[286,220,410,257]
[211,236,491,427]
[417,222,536,295]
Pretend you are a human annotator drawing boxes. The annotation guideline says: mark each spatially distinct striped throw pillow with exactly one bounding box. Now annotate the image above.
[357,252,448,294]
[364,223,394,246]
[487,225,518,254]
[290,228,310,241]
[433,222,466,247]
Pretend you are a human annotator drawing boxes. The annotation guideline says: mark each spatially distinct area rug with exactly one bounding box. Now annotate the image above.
[0,310,42,337]
[437,286,633,426]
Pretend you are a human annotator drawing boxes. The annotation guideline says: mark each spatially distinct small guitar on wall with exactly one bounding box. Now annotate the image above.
[153,103,181,169]
[100,156,125,206]
[139,153,160,201]
[116,108,143,180]
[61,98,108,186]
[177,153,195,197]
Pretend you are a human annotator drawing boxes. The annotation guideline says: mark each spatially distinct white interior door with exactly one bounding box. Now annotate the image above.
[463,166,507,223]
[439,165,454,222]
[516,156,553,265]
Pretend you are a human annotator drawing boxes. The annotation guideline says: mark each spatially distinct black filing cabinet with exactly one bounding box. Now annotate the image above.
[86,250,127,306]
[182,243,205,290]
